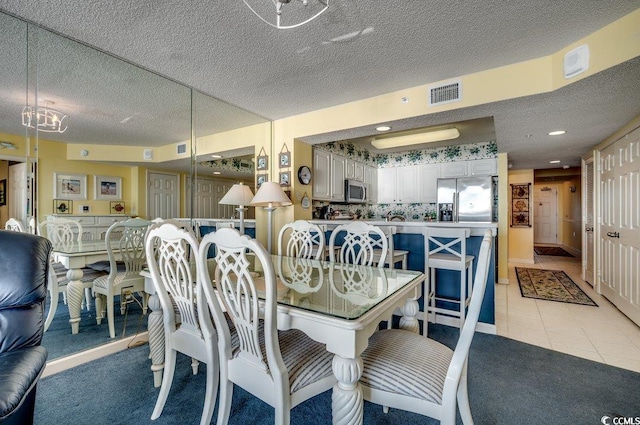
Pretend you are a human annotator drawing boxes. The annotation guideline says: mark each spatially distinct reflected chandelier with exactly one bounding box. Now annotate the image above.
[21,105,68,133]
[243,0,329,29]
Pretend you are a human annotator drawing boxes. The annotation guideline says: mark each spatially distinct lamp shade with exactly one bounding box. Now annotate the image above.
[219,182,255,206]
[250,182,292,207]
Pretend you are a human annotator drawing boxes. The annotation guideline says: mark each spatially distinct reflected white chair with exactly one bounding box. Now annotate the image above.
[423,227,474,332]
[4,218,26,232]
[328,262,388,306]
[277,219,325,260]
[359,229,492,425]
[372,226,409,269]
[275,256,324,294]
[199,228,335,425]
[93,218,151,338]
[38,216,95,332]
[145,222,219,425]
[328,221,388,267]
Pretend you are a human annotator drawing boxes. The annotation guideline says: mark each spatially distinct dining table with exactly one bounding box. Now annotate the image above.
[52,240,115,334]
[143,254,425,425]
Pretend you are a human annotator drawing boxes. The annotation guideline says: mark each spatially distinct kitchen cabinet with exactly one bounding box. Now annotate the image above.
[441,159,497,178]
[312,149,332,200]
[330,154,346,201]
[364,165,377,203]
[469,158,497,176]
[345,158,365,181]
[418,163,440,203]
[377,166,419,203]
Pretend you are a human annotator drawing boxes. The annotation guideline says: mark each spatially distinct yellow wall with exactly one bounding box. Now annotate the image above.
[508,169,534,264]
[38,139,134,216]
[0,161,8,226]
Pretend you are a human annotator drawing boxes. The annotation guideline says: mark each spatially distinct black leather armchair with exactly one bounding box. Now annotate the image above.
[0,230,52,425]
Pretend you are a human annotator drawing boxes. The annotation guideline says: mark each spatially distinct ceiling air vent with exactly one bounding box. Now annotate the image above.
[427,79,462,106]
[176,143,187,155]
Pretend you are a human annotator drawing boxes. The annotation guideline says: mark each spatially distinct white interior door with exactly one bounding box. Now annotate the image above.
[599,128,640,326]
[147,171,180,219]
[582,157,595,286]
[8,162,27,224]
[534,186,557,244]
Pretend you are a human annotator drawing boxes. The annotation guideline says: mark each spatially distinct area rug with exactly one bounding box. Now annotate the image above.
[516,267,597,306]
[534,246,574,257]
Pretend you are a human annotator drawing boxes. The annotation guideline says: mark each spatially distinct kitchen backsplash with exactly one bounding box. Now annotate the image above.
[312,202,439,221]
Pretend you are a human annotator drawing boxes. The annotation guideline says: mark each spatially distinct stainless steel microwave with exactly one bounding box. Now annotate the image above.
[345,179,367,203]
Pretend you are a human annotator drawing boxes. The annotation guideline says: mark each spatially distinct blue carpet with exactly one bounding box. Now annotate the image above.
[34,324,640,424]
[42,293,147,360]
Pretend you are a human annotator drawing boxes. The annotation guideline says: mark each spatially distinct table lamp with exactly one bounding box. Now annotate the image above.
[250,181,292,252]
[219,182,255,234]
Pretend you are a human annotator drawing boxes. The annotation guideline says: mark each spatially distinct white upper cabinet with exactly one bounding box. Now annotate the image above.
[364,165,377,203]
[330,154,346,201]
[440,159,497,178]
[312,149,332,200]
[440,161,469,177]
[469,158,497,176]
[377,166,419,203]
[418,163,440,203]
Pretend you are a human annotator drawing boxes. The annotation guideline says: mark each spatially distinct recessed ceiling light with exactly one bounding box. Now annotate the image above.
[211,154,222,159]
[376,126,391,132]
[562,165,570,169]
[550,160,561,164]
[212,171,221,175]
[548,130,566,136]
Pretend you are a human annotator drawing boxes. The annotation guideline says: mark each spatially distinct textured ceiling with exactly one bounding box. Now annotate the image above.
[0,1,639,171]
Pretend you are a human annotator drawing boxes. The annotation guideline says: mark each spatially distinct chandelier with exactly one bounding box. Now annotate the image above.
[243,0,329,29]
[21,105,68,133]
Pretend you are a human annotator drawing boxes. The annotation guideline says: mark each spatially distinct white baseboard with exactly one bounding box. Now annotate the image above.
[509,257,535,264]
[43,332,148,377]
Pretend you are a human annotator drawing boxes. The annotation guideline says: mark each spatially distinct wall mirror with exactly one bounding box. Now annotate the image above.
[0,10,270,363]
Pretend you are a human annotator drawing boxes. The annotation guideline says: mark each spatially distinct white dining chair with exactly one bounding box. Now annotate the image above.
[38,216,96,332]
[359,229,492,425]
[92,218,151,338]
[145,222,220,425]
[328,221,388,267]
[198,228,335,425]
[423,227,474,332]
[277,219,325,260]
[4,217,26,232]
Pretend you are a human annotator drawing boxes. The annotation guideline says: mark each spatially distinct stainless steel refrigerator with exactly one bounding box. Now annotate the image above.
[436,176,496,222]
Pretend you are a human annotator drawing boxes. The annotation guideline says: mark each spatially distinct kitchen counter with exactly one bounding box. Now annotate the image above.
[310,219,497,331]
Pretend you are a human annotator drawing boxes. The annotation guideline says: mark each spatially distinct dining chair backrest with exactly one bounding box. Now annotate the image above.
[28,217,37,235]
[277,220,325,260]
[105,218,151,277]
[144,222,218,425]
[328,221,388,267]
[216,221,235,230]
[38,216,82,251]
[199,227,335,424]
[4,218,26,232]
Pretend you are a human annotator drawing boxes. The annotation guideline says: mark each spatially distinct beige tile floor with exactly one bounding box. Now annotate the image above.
[495,250,640,373]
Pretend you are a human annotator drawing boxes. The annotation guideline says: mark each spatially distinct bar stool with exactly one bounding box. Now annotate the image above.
[373,226,409,269]
[422,227,474,334]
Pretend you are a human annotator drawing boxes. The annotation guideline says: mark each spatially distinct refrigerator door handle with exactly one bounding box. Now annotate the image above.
[454,192,459,222]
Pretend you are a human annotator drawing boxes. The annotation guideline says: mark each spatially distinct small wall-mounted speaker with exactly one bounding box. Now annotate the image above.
[143,149,153,160]
[564,44,589,79]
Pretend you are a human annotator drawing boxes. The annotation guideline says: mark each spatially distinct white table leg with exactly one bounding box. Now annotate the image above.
[399,297,420,334]
[147,293,165,388]
[331,355,363,425]
[66,268,85,334]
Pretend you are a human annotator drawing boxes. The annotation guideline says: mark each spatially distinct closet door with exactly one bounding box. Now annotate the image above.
[599,128,640,326]
[582,157,595,286]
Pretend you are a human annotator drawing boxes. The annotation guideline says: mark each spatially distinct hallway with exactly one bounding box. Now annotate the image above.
[495,251,640,373]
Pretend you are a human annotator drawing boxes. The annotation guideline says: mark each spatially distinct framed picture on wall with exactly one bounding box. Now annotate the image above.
[54,173,87,200]
[54,199,73,214]
[94,175,122,200]
[279,171,291,187]
[256,173,268,188]
[110,201,126,214]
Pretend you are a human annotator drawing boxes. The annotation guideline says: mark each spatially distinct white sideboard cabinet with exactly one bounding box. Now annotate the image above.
[51,214,131,241]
